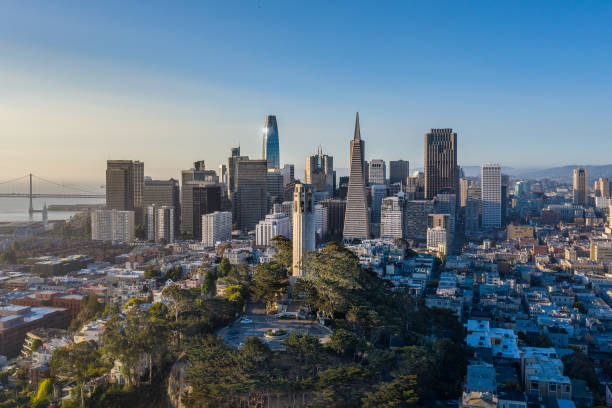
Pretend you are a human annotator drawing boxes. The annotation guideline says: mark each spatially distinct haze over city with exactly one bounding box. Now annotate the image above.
[2,1,612,183]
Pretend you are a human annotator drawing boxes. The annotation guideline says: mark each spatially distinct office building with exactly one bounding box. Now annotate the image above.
[281,164,295,187]
[428,213,451,231]
[234,159,268,232]
[389,160,409,186]
[305,147,335,194]
[465,199,480,233]
[293,184,315,277]
[181,184,222,240]
[320,199,346,240]
[405,200,435,242]
[407,171,425,199]
[595,177,611,198]
[262,115,280,169]
[370,184,387,237]
[368,159,386,185]
[267,169,284,209]
[482,164,502,230]
[255,213,291,246]
[435,193,456,233]
[201,211,232,248]
[219,164,228,194]
[424,128,458,199]
[314,204,328,241]
[427,227,447,252]
[573,168,588,206]
[459,178,469,207]
[143,179,180,236]
[380,195,405,239]
[343,113,370,240]
[273,200,294,237]
[91,209,135,241]
[227,147,248,199]
[501,174,509,227]
[106,160,143,211]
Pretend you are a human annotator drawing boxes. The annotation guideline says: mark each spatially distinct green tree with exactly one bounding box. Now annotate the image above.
[218,257,232,277]
[144,265,161,279]
[562,350,599,389]
[328,328,363,359]
[250,262,289,309]
[270,235,292,269]
[314,365,373,408]
[50,342,106,408]
[135,224,146,240]
[362,375,419,408]
[201,271,217,297]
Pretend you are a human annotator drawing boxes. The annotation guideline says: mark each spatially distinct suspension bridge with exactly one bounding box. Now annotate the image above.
[0,174,106,214]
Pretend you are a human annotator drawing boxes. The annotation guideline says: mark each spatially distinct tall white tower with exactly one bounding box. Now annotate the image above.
[292,184,315,278]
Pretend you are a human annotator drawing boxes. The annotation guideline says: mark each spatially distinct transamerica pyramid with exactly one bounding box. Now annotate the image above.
[343,112,370,240]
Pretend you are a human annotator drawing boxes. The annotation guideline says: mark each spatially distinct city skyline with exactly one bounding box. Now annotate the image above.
[2,1,612,182]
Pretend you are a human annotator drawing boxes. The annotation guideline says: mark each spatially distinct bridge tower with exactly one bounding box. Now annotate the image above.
[28,173,33,215]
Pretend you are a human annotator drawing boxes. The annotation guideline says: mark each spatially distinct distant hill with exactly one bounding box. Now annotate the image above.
[511,165,612,182]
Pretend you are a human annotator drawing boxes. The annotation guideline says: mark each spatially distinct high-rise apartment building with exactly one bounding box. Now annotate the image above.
[255,213,291,246]
[91,209,135,242]
[435,193,456,233]
[181,184,222,240]
[380,195,405,239]
[481,164,502,230]
[262,115,280,169]
[369,160,386,185]
[201,211,232,248]
[389,160,409,186]
[234,160,268,232]
[143,179,180,236]
[343,113,370,240]
[424,129,458,199]
[272,201,294,237]
[106,160,144,211]
[459,178,469,207]
[293,184,315,277]
[145,205,175,243]
[573,168,588,206]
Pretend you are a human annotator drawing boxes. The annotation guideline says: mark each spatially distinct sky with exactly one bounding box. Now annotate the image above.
[1,1,612,186]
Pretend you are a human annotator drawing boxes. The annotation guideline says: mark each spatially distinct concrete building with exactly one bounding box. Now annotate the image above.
[91,209,135,241]
[507,224,534,241]
[201,211,232,248]
[343,113,370,240]
[305,146,335,194]
[595,177,611,198]
[267,169,284,209]
[106,160,144,212]
[368,159,386,185]
[181,183,222,240]
[370,184,387,237]
[143,178,180,236]
[389,160,409,186]
[293,184,315,277]
[459,178,469,207]
[590,241,612,263]
[234,159,268,232]
[145,205,175,243]
[314,204,328,241]
[320,199,346,240]
[435,193,456,233]
[573,168,588,206]
[380,195,405,239]
[482,164,502,230]
[281,164,294,187]
[424,128,458,199]
[255,213,291,246]
[227,147,248,199]
[427,226,447,252]
[405,200,435,242]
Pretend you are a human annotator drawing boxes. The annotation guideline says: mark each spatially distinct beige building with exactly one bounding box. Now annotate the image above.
[590,240,612,263]
[507,224,535,241]
[573,168,588,206]
[292,184,315,277]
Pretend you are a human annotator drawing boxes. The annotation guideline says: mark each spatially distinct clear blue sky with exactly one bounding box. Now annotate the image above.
[1,1,611,182]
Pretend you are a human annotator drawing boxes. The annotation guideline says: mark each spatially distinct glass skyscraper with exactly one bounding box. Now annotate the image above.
[262,115,280,169]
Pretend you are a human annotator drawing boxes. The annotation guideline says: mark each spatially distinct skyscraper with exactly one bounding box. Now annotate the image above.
[343,113,370,240]
[368,160,386,185]
[424,129,458,199]
[380,195,405,239]
[181,183,222,239]
[481,164,502,230]
[202,211,232,248]
[370,184,387,237]
[234,159,268,232]
[143,179,180,236]
[106,160,143,211]
[573,168,588,206]
[389,160,409,186]
[256,213,291,246]
[595,177,611,198]
[145,205,175,243]
[227,147,248,199]
[305,147,335,194]
[262,115,280,170]
[293,184,315,277]
[91,209,135,242]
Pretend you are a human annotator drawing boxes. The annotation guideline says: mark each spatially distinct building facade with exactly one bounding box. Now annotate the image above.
[573,168,588,206]
[343,113,370,240]
[380,195,405,239]
[424,129,458,199]
[234,160,268,232]
[262,115,280,169]
[293,184,315,277]
[255,213,291,246]
[143,179,180,236]
[389,160,409,186]
[91,209,135,241]
[482,164,502,230]
[201,211,232,248]
[368,159,386,185]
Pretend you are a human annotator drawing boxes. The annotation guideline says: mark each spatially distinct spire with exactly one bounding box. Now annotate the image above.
[353,112,361,141]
